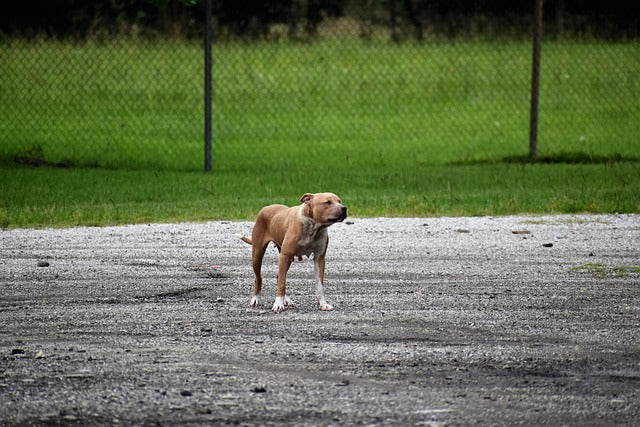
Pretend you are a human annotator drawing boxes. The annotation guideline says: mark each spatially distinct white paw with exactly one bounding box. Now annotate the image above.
[272,296,286,313]
[284,296,294,307]
[250,295,261,307]
[319,302,334,311]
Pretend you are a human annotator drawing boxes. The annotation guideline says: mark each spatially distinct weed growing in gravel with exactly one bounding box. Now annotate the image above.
[571,264,640,278]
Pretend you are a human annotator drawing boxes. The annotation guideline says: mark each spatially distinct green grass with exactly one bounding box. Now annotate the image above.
[0,38,203,170]
[211,39,639,171]
[0,38,638,227]
[570,264,640,279]
[1,160,638,228]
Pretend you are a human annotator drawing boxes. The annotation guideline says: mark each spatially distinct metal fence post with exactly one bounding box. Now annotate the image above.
[529,0,543,160]
[204,0,213,171]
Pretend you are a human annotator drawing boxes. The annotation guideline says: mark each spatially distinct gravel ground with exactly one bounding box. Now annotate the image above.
[1,214,639,426]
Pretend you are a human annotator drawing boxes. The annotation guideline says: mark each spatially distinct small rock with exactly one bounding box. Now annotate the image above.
[39,413,58,422]
[35,351,46,359]
[512,230,531,235]
[37,261,50,267]
[180,390,193,397]
[542,243,554,248]
[11,348,25,355]
[252,386,267,393]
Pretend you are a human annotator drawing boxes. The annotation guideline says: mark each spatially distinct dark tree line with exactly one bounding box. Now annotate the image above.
[1,0,637,39]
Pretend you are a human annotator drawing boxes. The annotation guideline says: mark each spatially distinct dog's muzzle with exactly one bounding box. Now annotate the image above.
[332,206,347,223]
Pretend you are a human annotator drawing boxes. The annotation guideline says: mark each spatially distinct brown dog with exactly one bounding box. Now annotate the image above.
[240,192,347,313]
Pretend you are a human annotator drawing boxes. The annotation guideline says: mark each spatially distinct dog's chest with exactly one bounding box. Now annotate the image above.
[295,221,328,257]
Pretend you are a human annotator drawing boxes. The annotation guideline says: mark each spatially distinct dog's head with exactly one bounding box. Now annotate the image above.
[301,192,347,225]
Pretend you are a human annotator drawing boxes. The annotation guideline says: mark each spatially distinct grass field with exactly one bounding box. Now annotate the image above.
[1,159,638,228]
[0,38,638,227]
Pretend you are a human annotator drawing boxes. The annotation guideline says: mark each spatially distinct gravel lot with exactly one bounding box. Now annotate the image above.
[1,214,639,426]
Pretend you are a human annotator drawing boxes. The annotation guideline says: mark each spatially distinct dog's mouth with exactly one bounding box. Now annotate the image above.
[329,207,347,223]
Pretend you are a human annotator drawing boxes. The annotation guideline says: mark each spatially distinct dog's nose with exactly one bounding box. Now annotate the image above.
[341,206,347,217]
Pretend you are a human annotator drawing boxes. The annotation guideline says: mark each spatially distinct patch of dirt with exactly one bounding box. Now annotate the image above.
[1,215,639,425]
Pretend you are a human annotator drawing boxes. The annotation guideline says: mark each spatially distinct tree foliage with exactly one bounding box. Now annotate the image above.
[1,0,637,39]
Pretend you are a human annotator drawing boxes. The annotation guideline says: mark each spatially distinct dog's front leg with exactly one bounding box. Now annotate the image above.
[314,252,333,311]
[273,252,294,313]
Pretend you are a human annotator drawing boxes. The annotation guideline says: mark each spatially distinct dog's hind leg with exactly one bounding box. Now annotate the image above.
[250,241,268,307]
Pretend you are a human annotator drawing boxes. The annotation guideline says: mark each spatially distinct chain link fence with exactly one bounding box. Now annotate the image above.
[1,2,638,171]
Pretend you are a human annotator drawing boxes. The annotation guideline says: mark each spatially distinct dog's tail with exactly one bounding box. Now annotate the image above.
[239,235,252,245]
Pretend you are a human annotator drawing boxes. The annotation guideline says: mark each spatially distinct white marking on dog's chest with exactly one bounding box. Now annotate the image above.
[296,208,328,256]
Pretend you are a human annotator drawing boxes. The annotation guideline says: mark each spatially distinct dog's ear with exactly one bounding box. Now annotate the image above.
[301,193,314,204]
